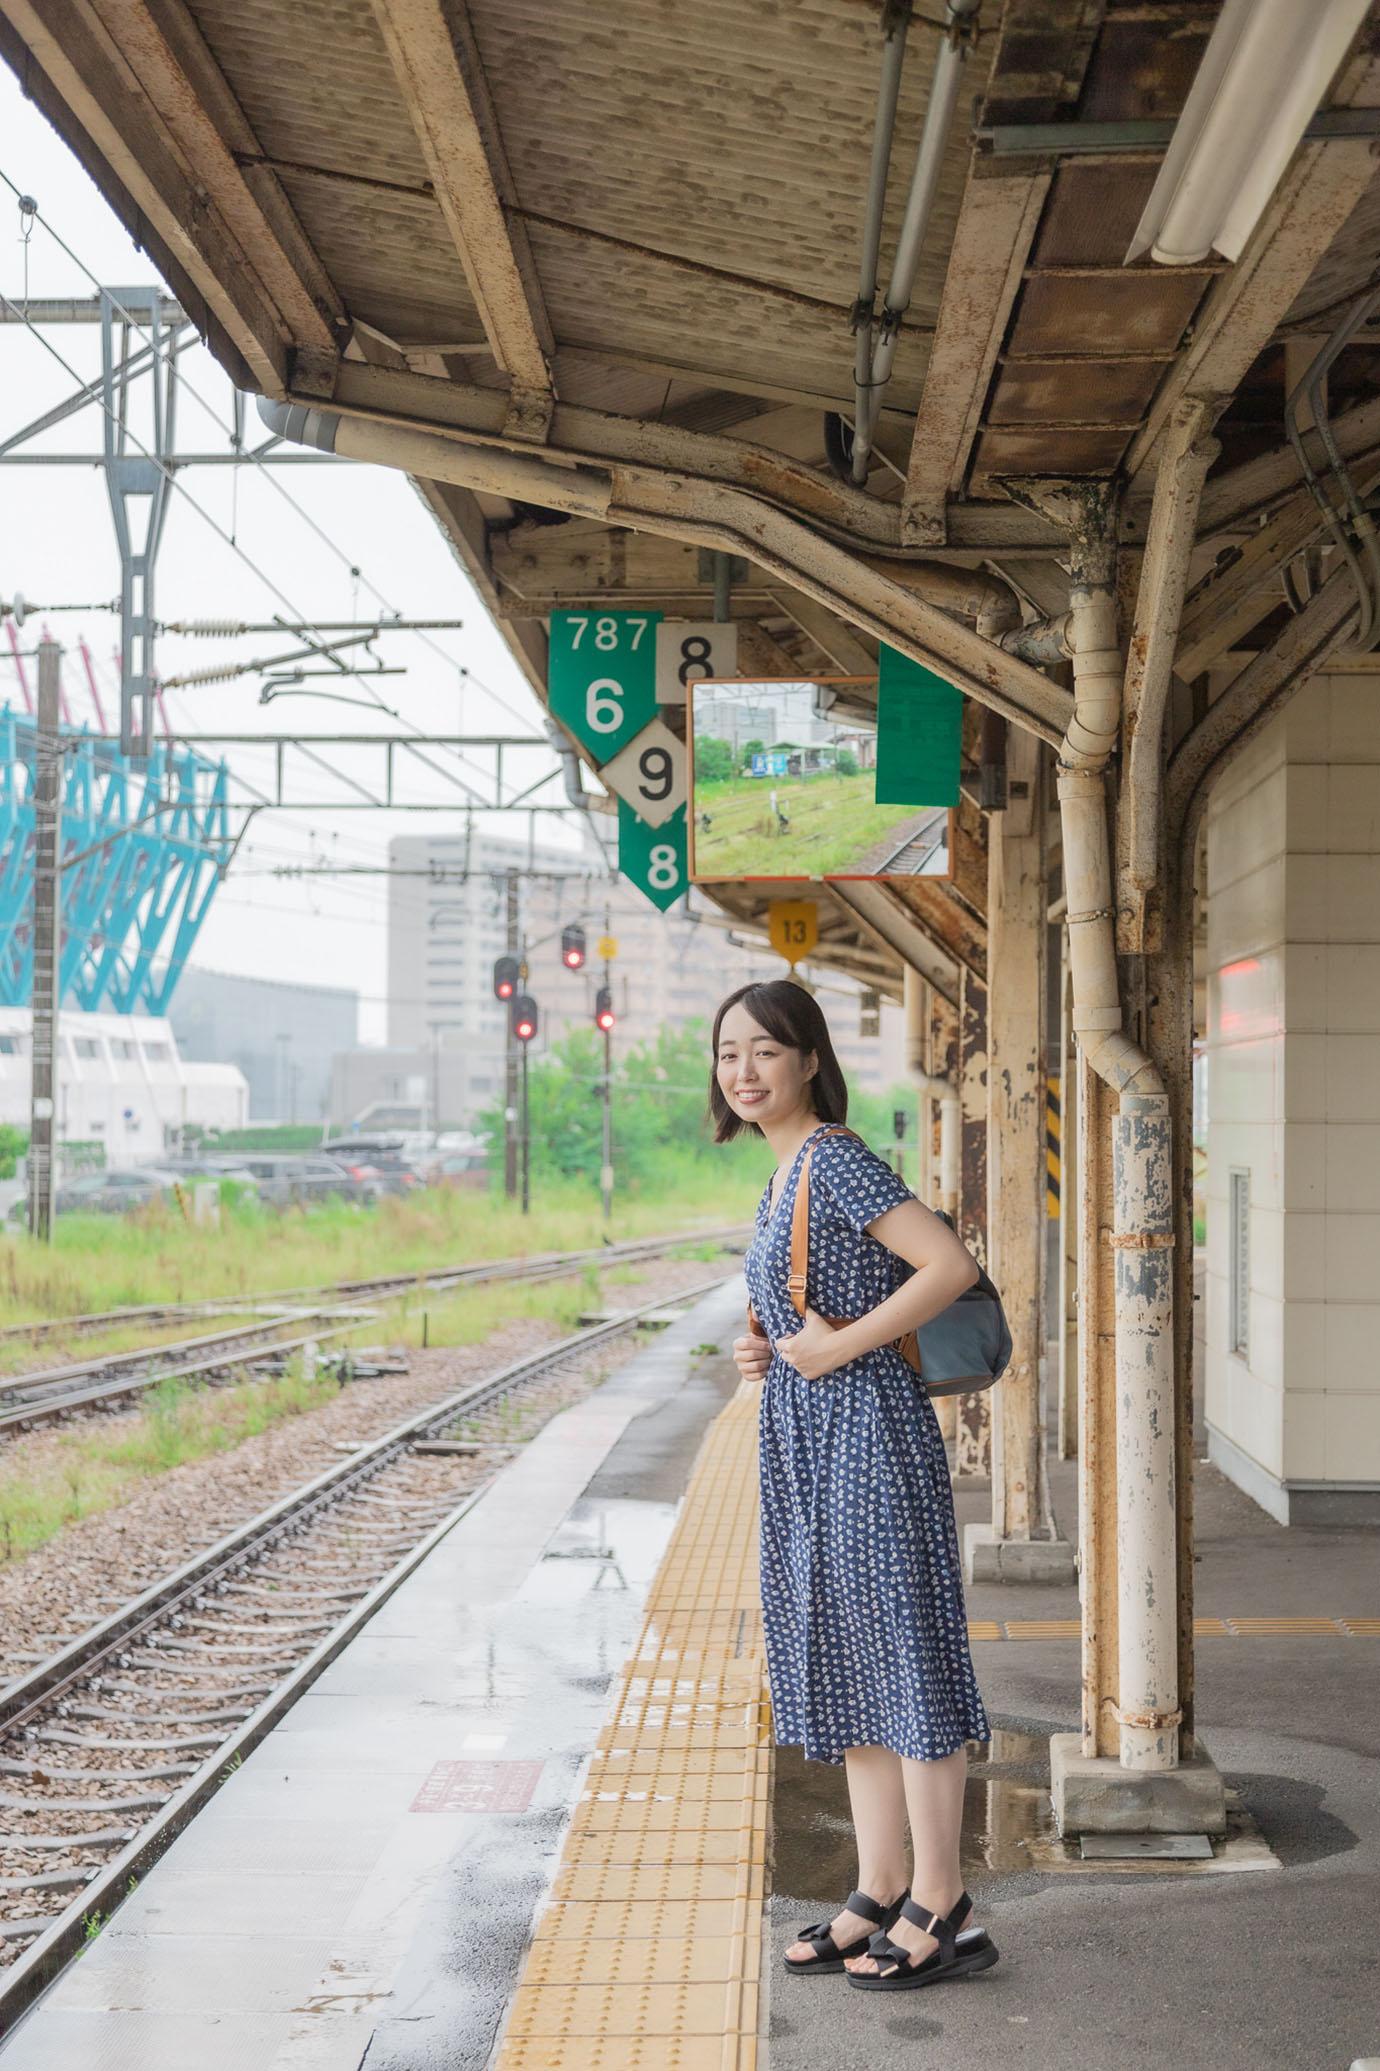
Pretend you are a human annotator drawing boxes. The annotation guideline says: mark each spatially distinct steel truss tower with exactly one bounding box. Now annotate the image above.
[0,706,231,1013]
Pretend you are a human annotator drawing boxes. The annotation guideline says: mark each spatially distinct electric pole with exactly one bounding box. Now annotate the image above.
[504,869,520,1199]
[28,638,62,1241]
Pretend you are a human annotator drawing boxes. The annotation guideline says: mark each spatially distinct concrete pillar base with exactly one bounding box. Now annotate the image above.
[1049,1731,1227,1836]
[963,1522,1077,1584]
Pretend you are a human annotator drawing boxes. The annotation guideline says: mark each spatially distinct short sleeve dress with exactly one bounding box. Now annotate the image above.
[745,1123,991,1766]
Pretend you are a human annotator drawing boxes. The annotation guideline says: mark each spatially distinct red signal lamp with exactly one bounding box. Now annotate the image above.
[594,985,615,1034]
[512,993,538,1043]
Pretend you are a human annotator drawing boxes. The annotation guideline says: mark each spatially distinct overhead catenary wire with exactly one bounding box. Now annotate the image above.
[0,179,548,819]
[0,165,536,737]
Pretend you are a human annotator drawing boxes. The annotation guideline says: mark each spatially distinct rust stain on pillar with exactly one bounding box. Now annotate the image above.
[957,966,991,1479]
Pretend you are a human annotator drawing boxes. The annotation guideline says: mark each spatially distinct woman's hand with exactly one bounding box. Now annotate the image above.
[732,1332,772,1385]
[774,1306,846,1383]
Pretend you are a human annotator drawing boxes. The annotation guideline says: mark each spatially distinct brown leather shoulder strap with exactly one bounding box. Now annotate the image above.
[786,1124,858,1315]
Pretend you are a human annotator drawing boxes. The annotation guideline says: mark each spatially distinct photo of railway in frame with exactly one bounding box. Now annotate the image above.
[689,679,952,882]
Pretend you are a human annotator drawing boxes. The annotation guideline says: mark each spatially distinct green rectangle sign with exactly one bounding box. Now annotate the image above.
[549,610,661,761]
[874,644,962,807]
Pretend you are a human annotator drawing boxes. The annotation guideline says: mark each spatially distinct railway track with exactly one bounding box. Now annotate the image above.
[0,1271,733,2021]
[0,1227,747,1434]
[876,808,950,876]
[0,1224,744,1357]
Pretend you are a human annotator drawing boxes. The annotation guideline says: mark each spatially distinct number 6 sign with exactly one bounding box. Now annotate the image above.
[548,610,661,759]
[598,718,686,828]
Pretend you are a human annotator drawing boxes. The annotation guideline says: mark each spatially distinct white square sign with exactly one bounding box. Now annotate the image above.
[598,717,687,828]
[654,620,739,704]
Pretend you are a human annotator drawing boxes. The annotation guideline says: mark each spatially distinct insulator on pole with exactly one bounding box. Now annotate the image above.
[162,619,248,638]
[158,659,244,688]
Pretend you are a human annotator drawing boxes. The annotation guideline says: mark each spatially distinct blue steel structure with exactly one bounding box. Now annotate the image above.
[0,706,232,1013]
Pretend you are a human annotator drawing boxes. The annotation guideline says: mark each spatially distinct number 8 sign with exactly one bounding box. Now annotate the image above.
[618,799,687,913]
[548,610,661,760]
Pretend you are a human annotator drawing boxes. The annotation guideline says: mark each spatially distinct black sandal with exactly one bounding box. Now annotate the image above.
[845,1888,1000,1992]
[782,1887,906,1974]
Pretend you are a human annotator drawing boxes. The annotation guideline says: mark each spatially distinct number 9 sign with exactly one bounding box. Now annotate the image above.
[599,718,686,828]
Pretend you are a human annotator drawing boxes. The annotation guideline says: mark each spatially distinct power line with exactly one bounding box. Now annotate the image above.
[0,165,538,738]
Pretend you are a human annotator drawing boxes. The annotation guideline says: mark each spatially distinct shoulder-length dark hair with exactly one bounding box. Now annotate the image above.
[707,980,848,1142]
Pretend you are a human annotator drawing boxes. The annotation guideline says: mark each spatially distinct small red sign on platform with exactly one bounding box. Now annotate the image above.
[410,1759,543,1814]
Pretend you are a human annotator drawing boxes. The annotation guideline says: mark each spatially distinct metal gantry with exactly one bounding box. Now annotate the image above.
[0,701,232,1015]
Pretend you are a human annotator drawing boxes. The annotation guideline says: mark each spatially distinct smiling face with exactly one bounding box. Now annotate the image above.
[714,1000,818,1134]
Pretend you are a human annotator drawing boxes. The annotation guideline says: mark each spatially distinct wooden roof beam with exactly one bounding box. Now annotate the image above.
[896,0,1104,546]
[900,164,1051,547]
[0,0,344,389]
[369,0,555,441]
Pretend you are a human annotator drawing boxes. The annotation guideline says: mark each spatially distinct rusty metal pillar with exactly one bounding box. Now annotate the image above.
[929,987,961,1445]
[1077,1046,1120,1757]
[955,966,990,1481]
[1143,849,1200,1751]
[1057,945,1080,1461]
[966,740,1072,1582]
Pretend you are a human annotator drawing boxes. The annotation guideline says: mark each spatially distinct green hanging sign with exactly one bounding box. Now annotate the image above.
[548,610,661,761]
[874,644,962,806]
[618,799,687,913]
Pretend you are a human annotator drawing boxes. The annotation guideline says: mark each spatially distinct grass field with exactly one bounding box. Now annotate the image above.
[0,1272,605,1566]
[693,770,927,876]
[0,1162,763,1329]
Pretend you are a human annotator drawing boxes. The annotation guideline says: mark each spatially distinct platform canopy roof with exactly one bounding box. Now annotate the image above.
[6,0,1380,992]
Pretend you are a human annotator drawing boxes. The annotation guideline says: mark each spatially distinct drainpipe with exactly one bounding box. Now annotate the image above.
[1051,490,1179,1775]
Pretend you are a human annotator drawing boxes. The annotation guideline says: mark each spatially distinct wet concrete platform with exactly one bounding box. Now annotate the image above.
[767,1411,1380,2071]
[0,1278,747,2071]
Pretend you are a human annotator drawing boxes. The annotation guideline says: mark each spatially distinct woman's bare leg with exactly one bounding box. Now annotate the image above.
[845,1743,969,1975]
[784,1745,908,1964]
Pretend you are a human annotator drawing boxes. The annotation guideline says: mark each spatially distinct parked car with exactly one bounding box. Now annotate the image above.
[229,1154,361,1209]
[6,1166,182,1221]
[154,1156,262,1195]
[318,1136,425,1196]
[421,1146,489,1190]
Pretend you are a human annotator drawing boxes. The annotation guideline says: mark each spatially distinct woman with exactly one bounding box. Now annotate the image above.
[711,978,998,1992]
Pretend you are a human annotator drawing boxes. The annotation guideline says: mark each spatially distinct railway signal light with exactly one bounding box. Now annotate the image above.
[594,986,615,1034]
[512,993,538,1043]
[493,955,519,1001]
[561,923,587,970]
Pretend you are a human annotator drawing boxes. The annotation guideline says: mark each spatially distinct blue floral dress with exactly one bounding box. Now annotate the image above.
[746,1124,991,1766]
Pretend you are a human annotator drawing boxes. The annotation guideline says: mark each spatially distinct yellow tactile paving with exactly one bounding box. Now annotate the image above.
[495,1379,769,2071]
[494,2041,757,2070]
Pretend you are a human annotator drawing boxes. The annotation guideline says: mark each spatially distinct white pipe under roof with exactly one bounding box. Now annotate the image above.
[850,0,981,484]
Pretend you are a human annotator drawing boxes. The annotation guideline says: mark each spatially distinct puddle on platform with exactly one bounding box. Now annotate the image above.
[772,1723,1279,1891]
[513,1495,680,1606]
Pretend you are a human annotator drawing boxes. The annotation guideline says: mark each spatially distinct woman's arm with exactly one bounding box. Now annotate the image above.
[774,1198,979,1382]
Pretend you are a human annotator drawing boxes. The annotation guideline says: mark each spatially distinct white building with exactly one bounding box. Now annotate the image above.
[0,1007,248,1167]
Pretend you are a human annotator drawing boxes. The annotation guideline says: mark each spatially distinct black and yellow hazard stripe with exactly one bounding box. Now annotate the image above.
[1047,1073,1060,1218]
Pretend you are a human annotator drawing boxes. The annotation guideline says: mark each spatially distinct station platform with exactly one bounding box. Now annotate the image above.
[3,1272,1378,2071]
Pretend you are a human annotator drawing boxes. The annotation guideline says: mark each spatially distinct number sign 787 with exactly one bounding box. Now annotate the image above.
[548,611,661,761]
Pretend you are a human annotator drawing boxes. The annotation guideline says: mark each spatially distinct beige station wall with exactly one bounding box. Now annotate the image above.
[1202,669,1380,1523]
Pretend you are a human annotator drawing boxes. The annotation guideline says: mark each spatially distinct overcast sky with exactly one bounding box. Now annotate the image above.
[0,72,582,1043]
